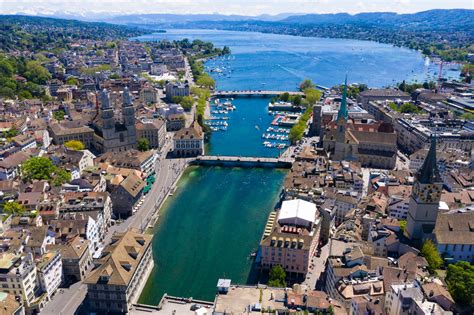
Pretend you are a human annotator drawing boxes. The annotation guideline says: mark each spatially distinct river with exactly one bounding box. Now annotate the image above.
[136,29,459,303]
[138,166,286,303]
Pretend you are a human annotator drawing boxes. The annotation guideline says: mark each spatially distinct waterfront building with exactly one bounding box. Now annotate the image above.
[173,122,204,157]
[260,199,321,278]
[405,137,444,244]
[323,78,398,169]
[108,172,145,217]
[85,229,153,313]
[165,81,189,101]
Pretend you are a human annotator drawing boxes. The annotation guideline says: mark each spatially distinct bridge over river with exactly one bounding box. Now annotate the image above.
[211,90,304,98]
[192,155,294,168]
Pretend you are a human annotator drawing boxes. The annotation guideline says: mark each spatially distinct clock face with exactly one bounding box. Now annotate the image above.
[419,184,442,203]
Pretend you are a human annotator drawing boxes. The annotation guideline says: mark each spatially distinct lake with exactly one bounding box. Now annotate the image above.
[136,29,460,90]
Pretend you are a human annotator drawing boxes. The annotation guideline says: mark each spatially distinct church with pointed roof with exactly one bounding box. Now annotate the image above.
[405,136,444,244]
[322,77,398,169]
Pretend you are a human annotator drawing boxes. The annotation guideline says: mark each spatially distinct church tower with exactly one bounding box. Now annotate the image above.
[122,87,135,127]
[100,89,115,140]
[333,76,349,160]
[405,136,443,244]
[122,87,137,143]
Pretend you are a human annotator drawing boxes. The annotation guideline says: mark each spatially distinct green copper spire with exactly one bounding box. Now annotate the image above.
[416,135,442,184]
[337,75,348,121]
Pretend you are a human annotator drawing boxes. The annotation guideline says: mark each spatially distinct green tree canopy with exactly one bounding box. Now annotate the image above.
[300,79,315,91]
[64,140,85,150]
[24,60,51,84]
[179,96,194,111]
[304,88,322,105]
[3,201,25,216]
[53,110,65,121]
[52,169,71,186]
[421,240,443,273]
[268,265,286,287]
[66,77,79,85]
[137,138,150,152]
[21,156,56,182]
[279,92,290,102]
[196,73,215,89]
[445,261,474,306]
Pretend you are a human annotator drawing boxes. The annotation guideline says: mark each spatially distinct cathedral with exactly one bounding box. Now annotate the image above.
[91,87,137,153]
[322,77,398,169]
[405,136,443,244]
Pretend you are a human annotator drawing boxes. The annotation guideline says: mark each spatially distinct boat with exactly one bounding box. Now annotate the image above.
[255,125,260,130]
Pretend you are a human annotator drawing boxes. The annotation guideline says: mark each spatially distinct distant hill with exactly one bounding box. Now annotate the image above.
[280,9,474,31]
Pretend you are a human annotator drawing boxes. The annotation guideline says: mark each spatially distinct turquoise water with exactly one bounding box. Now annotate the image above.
[139,166,286,303]
[135,29,460,157]
[136,29,460,90]
[206,97,287,157]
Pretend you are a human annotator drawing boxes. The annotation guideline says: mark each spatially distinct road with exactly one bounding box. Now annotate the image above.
[41,135,190,315]
[303,242,330,290]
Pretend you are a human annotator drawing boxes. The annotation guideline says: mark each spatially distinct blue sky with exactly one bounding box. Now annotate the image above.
[1,0,472,16]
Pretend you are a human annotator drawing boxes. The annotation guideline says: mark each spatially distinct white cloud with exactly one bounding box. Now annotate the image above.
[0,0,472,16]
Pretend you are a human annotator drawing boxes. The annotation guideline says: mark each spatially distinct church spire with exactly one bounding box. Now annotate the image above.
[416,135,442,184]
[337,75,348,121]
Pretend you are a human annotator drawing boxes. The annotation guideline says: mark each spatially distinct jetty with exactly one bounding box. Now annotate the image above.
[192,155,294,168]
[212,90,304,98]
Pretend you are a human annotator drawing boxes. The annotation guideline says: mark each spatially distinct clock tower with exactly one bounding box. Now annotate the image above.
[405,136,443,244]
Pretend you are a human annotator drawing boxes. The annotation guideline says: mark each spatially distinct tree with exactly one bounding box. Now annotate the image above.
[52,169,71,186]
[399,220,407,233]
[24,60,51,84]
[3,201,25,216]
[137,138,150,152]
[399,103,420,113]
[268,265,286,287]
[196,73,215,89]
[21,156,56,182]
[53,110,65,121]
[279,92,290,102]
[292,95,302,106]
[64,140,85,150]
[461,112,474,120]
[66,77,79,85]
[304,88,322,105]
[300,79,315,91]
[179,96,194,111]
[421,240,443,273]
[445,261,474,306]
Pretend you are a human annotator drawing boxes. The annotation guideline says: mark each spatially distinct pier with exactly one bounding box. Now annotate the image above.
[212,90,304,98]
[192,155,294,168]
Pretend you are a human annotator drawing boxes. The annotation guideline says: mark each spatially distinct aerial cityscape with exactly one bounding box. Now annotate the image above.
[0,1,473,314]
